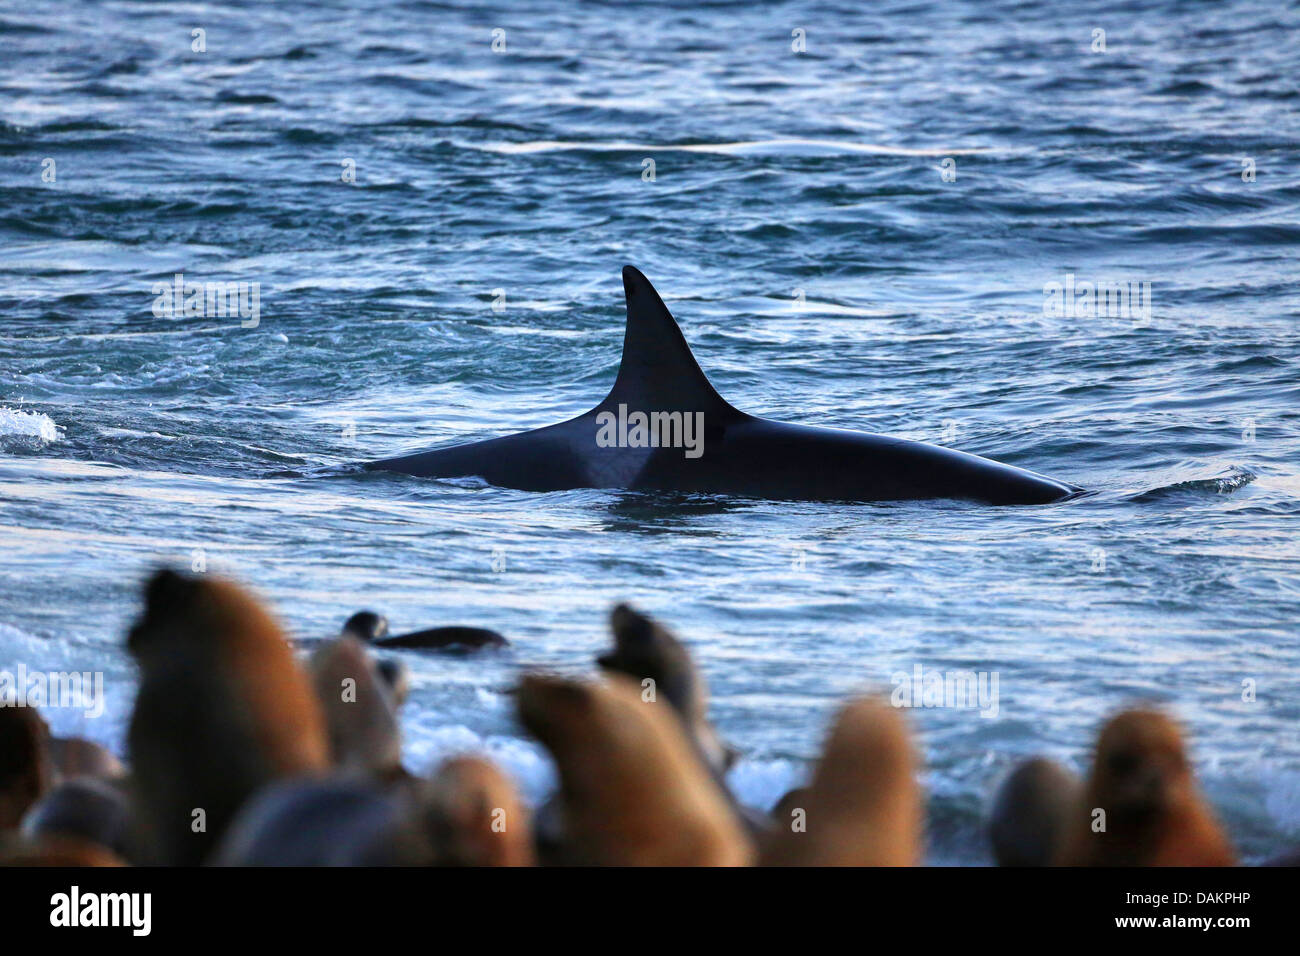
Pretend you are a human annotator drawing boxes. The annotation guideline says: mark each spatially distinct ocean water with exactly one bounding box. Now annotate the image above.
[2,0,1298,864]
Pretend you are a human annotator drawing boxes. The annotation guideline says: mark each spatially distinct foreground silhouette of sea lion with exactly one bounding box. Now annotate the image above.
[21,777,132,860]
[367,266,1081,504]
[597,603,735,776]
[309,635,403,779]
[761,697,922,867]
[987,757,1080,867]
[1058,709,1236,867]
[517,673,752,866]
[422,756,535,867]
[126,569,329,865]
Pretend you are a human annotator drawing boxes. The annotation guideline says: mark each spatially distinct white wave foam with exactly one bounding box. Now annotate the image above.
[1264,768,1300,836]
[727,757,805,812]
[402,723,556,804]
[0,407,61,442]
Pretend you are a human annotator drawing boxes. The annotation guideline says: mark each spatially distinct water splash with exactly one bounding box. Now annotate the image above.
[0,407,62,443]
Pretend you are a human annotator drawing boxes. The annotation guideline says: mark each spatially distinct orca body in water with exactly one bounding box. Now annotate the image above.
[366,266,1081,505]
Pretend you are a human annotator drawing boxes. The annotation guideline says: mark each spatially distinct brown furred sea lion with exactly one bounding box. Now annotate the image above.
[0,833,126,866]
[309,635,402,778]
[48,736,124,782]
[125,568,329,865]
[338,615,411,707]
[1058,708,1236,866]
[761,697,922,866]
[517,673,752,866]
[598,603,735,775]
[422,756,534,866]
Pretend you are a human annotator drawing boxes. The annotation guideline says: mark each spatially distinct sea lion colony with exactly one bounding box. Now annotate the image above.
[0,569,1271,867]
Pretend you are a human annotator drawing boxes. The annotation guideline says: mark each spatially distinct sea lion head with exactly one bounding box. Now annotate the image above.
[127,568,283,662]
[516,672,751,866]
[599,603,697,716]
[1061,707,1236,866]
[1091,709,1189,821]
[599,603,738,774]
[342,611,388,643]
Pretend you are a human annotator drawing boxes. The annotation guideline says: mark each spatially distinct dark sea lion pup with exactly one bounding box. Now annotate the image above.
[343,610,507,651]
[1058,708,1236,866]
[21,777,132,859]
[517,673,752,866]
[598,603,736,776]
[214,778,431,866]
[987,757,1080,866]
[0,706,52,831]
[126,568,330,865]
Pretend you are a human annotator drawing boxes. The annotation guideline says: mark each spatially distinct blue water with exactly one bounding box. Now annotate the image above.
[2,0,1298,863]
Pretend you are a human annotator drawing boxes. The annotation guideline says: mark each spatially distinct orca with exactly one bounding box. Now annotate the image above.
[365,266,1082,505]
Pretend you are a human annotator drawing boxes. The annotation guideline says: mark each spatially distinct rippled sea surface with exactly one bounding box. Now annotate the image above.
[2,1,1298,863]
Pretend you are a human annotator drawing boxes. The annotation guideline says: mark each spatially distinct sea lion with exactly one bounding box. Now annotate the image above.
[374,658,410,707]
[0,833,125,866]
[125,568,329,865]
[309,635,402,778]
[21,777,132,859]
[343,610,507,651]
[213,777,430,866]
[597,603,736,777]
[342,610,388,642]
[422,756,534,866]
[48,736,124,782]
[375,626,507,651]
[0,705,51,831]
[517,672,752,866]
[760,698,922,866]
[987,757,1080,867]
[1058,708,1236,866]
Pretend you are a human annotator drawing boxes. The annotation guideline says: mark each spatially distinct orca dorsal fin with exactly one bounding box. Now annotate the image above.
[599,266,743,418]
